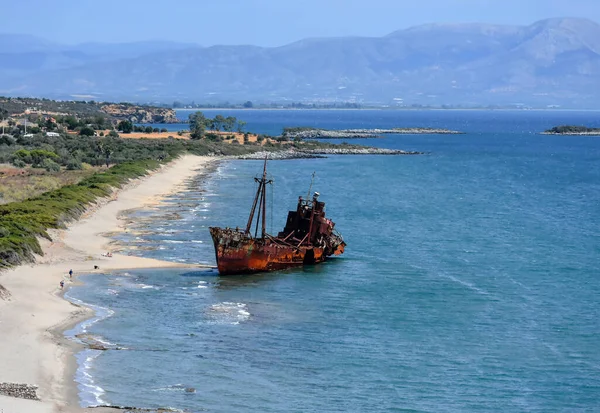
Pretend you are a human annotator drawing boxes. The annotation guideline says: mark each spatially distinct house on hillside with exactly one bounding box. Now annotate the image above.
[46,132,60,137]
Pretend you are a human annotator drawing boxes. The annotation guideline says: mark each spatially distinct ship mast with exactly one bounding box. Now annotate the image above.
[245,157,272,238]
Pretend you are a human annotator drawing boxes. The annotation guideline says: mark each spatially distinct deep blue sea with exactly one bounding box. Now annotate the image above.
[67,110,600,412]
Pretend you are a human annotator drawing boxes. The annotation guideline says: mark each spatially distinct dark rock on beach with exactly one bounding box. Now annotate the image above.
[0,382,40,400]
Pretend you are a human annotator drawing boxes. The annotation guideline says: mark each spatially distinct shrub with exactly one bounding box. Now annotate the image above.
[108,130,119,138]
[145,126,153,133]
[0,134,17,146]
[160,128,168,133]
[13,149,32,164]
[41,158,61,172]
[12,159,26,168]
[66,158,83,170]
[30,149,59,167]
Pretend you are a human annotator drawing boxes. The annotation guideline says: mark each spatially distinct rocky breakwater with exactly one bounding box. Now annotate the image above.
[283,127,462,139]
[101,104,180,124]
[0,383,40,400]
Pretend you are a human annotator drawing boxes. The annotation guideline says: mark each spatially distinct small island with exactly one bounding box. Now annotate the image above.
[542,125,600,135]
[282,127,463,139]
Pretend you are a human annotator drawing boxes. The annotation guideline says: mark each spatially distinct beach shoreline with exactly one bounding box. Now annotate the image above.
[0,155,219,413]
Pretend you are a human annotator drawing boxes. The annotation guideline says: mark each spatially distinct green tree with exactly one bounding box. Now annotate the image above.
[107,130,119,138]
[243,101,253,108]
[237,120,247,133]
[223,116,237,132]
[0,134,16,145]
[45,118,57,131]
[95,138,117,167]
[79,126,95,136]
[213,115,226,131]
[189,111,206,139]
[145,126,154,133]
[117,120,133,133]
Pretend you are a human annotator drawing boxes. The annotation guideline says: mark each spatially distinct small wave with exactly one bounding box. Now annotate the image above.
[64,293,115,337]
[137,284,160,290]
[191,240,204,243]
[163,240,185,244]
[207,302,250,325]
[152,384,195,393]
[76,349,107,406]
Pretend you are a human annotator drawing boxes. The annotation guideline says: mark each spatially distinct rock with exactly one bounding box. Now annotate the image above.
[100,104,180,124]
[0,382,40,400]
[0,284,11,300]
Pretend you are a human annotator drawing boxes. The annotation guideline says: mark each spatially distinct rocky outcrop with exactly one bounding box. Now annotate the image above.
[283,128,462,139]
[303,148,423,155]
[0,383,40,400]
[237,148,423,160]
[237,150,325,160]
[101,104,180,124]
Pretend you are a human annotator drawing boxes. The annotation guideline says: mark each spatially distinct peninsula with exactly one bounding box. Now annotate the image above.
[282,127,463,139]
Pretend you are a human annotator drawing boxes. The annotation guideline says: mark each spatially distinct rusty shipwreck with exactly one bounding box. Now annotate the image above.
[209,160,345,275]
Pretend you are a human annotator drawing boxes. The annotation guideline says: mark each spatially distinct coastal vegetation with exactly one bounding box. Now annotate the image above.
[0,159,165,269]
[543,125,600,135]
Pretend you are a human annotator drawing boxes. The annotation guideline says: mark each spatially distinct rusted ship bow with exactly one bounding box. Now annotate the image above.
[209,160,345,275]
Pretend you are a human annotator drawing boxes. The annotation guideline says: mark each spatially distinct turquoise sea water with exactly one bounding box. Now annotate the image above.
[67,110,600,412]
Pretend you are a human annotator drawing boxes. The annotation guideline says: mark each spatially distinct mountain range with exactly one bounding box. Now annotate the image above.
[1,18,599,107]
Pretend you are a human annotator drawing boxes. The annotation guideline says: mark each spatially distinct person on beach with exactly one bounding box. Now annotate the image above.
[60,280,64,289]
[69,269,73,279]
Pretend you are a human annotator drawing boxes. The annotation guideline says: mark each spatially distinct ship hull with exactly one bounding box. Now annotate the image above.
[210,227,327,275]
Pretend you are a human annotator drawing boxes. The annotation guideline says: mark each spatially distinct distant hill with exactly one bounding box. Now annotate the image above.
[1,18,600,107]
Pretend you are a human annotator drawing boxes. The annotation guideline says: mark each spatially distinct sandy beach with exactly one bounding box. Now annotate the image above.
[0,155,218,413]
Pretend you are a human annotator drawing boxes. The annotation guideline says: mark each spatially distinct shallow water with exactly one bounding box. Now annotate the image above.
[68,110,600,412]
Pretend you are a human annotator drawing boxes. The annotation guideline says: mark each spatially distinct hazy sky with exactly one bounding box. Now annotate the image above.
[3,0,599,46]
